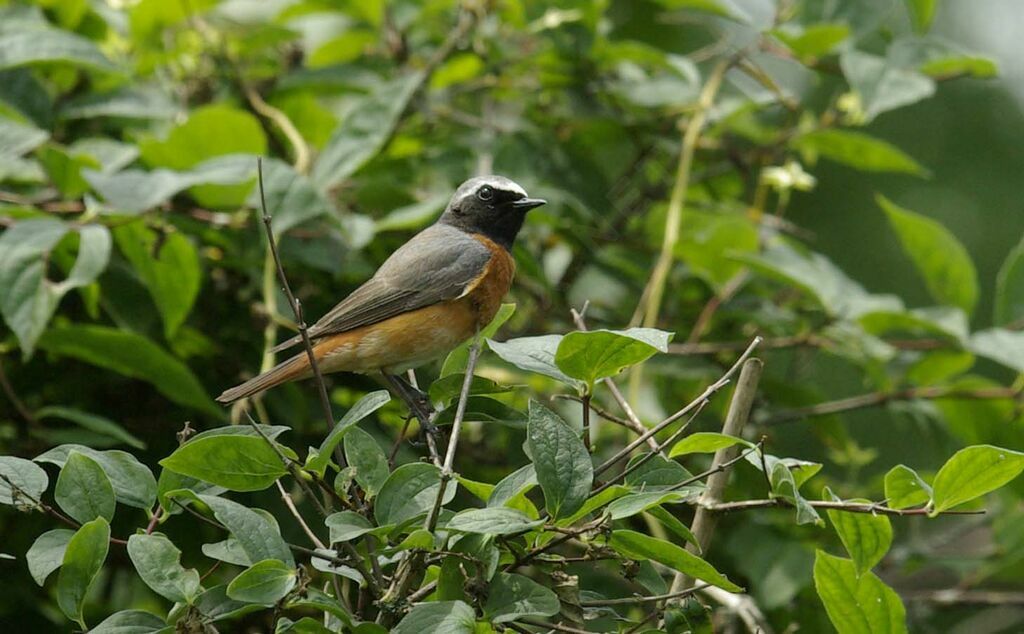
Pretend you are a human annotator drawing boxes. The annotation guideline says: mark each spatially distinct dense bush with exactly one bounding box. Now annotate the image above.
[1,0,1022,632]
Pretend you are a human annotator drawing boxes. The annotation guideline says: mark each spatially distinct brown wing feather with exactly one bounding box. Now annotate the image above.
[270,224,492,354]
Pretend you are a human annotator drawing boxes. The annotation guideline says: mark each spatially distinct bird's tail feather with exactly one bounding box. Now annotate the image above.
[216,353,309,403]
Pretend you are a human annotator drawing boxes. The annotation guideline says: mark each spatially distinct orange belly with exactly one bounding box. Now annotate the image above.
[311,234,514,375]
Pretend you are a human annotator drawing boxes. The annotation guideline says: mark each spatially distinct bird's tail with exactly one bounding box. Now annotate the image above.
[216,353,310,403]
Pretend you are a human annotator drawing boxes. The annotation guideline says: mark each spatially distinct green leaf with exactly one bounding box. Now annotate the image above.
[192,583,264,622]
[276,616,333,633]
[26,528,74,586]
[36,406,145,449]
[920,55,998,79]
[57,517,110,628]
[906,0,936,31]
[428,374,513,406]
[91,610,167,634]
[375,194,447,233]
[668,432,753,458]
[55,451,116,524]
[793,130,927,176]
[375,463,455,527]
[433,397,527,429]
[773,23,850,58]
[879,195,978,315]
[0,219,111,356]
[309,390,390,473]
[555,328,673,388]
[813,551,907,634]
[840,50,935,122]
[827,504,892,575]
[769,459,822,526]
[623,454,697,492]
[36,444,156,509]
[167,491,294,566]
[488,335,583,389]
[0,455,48,507]
[446,507,543,535]
[606,491,689,520]
[609,530,742,592]
[392,600,475,634]
[60,85,180,121]
[996,235,1024,325]
[38,325,219,416]
[312,72,424,191]
[160,435,287,492]
[488,464,537,509]
[931,445,1024,514]
[969,328,1024,373]
[252,158,333,237]
[0,28,116,71]
[325,511,376,543]
[139,105,266,208]
[127,533,202,604]
[441,303,515,376]
[884,465,932,510]
[484,572,560,624]
[114,221,201,338]
[527,400,592,519]
[344,427,389,499]
[0,116,48,155]
[227,559,297,604]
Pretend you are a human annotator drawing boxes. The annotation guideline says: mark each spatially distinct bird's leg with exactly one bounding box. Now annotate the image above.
[381,373,437,434]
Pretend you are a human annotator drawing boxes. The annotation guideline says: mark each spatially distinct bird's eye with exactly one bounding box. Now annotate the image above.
[476,186,494,202]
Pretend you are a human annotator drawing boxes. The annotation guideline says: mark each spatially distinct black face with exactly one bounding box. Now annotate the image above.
[438,175,546,249]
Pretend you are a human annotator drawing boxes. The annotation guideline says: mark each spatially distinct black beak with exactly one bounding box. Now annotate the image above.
[511,197,546,211]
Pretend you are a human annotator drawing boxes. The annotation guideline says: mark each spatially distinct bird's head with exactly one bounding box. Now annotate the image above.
[438,175,545,249]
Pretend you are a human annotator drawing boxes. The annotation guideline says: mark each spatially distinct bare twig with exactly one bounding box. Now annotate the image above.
[276,481,327,549]
[0,357,36,430]
[516,619,591,634]
[0,474,128,545]
[903,589,1024,605]
[685,271,748,344]
[244,411,330,518]
[672,358,763,595]
[581,583,710,606]
[705,498,985,516]
[594,337,762,478]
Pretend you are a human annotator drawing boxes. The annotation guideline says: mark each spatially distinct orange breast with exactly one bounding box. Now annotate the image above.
[311,236,515,375]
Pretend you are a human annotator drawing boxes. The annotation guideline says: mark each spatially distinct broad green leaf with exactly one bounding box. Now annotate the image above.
[60,85,180,121]
[840,50,935,122]
[139,105,266,208]
[884,465,932,510]
[309,551,364,584]
[392,600,475,634]
[284,587,353,625]
[276,616,332,633]
[202,537,251,566]
[36,406,145,449]
[26,528,74,586]
[606,491,689,520]
[920,55,998,79]
[433,396,527,428]
[813,551,907,634]
[488,464,537,508]
[969,328,1024,373]
[441,303,515,376]
[609,530,742,592]
[166,491,294,566]
[446,507,543,535]
[38,325,219,416]
[91,610,167,634]
[668,432,753,458]
[555,328,673,388]
[827,504,892,575]
[428,374,513,406]
[769,459,822,526]
[36,444,156,509]
[325,511,376,543]
[0,455,48,507]
[794,130,926,176]
[227,559,297,604]
[484,572,560,624]
[114,221,201,338]
[57,517,110,628]
[0,28,116,71]
[127,533,201,604]
[344,427,389,499]
[375,194,447,233]
[623,454,697,493]
[192,583,264,622]
[931,445,1024,514]
[647,506,701,550]
[0,116,48,155]
[55,451,115,524]
[375,463,455,527]
[996,235,1024,325]
[312,72,424,191]
[160,435,287,492]
[0,219,110,357]
[488,335,583,389]
[879,195,978,315]
[309,390,390,473]
[773,23,850,58]
[906,0,936,31]
[527,400,592,519]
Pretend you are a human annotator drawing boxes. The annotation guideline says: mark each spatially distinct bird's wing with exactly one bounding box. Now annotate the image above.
[270,225,493,354]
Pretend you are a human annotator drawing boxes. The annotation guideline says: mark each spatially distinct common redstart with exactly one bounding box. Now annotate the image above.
[217,175,545,407]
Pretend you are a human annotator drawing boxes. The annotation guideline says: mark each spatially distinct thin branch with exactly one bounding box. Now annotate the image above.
[581,583,710,607]
[508,517,605,570]
[0,357,36,430]
[668,334,951,356]
[705,498,985,517]
[672,358,763,594]
[276,480,327,549]
[903,589,1024,605]
[763,385,1022,426]
[594,337,763,478]
[244,411,330,517]
[517,619,591,634]
[685,271,748,344]
[0,474,128,545]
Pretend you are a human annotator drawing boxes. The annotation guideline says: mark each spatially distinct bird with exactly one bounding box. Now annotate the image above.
[216,175,545,413]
